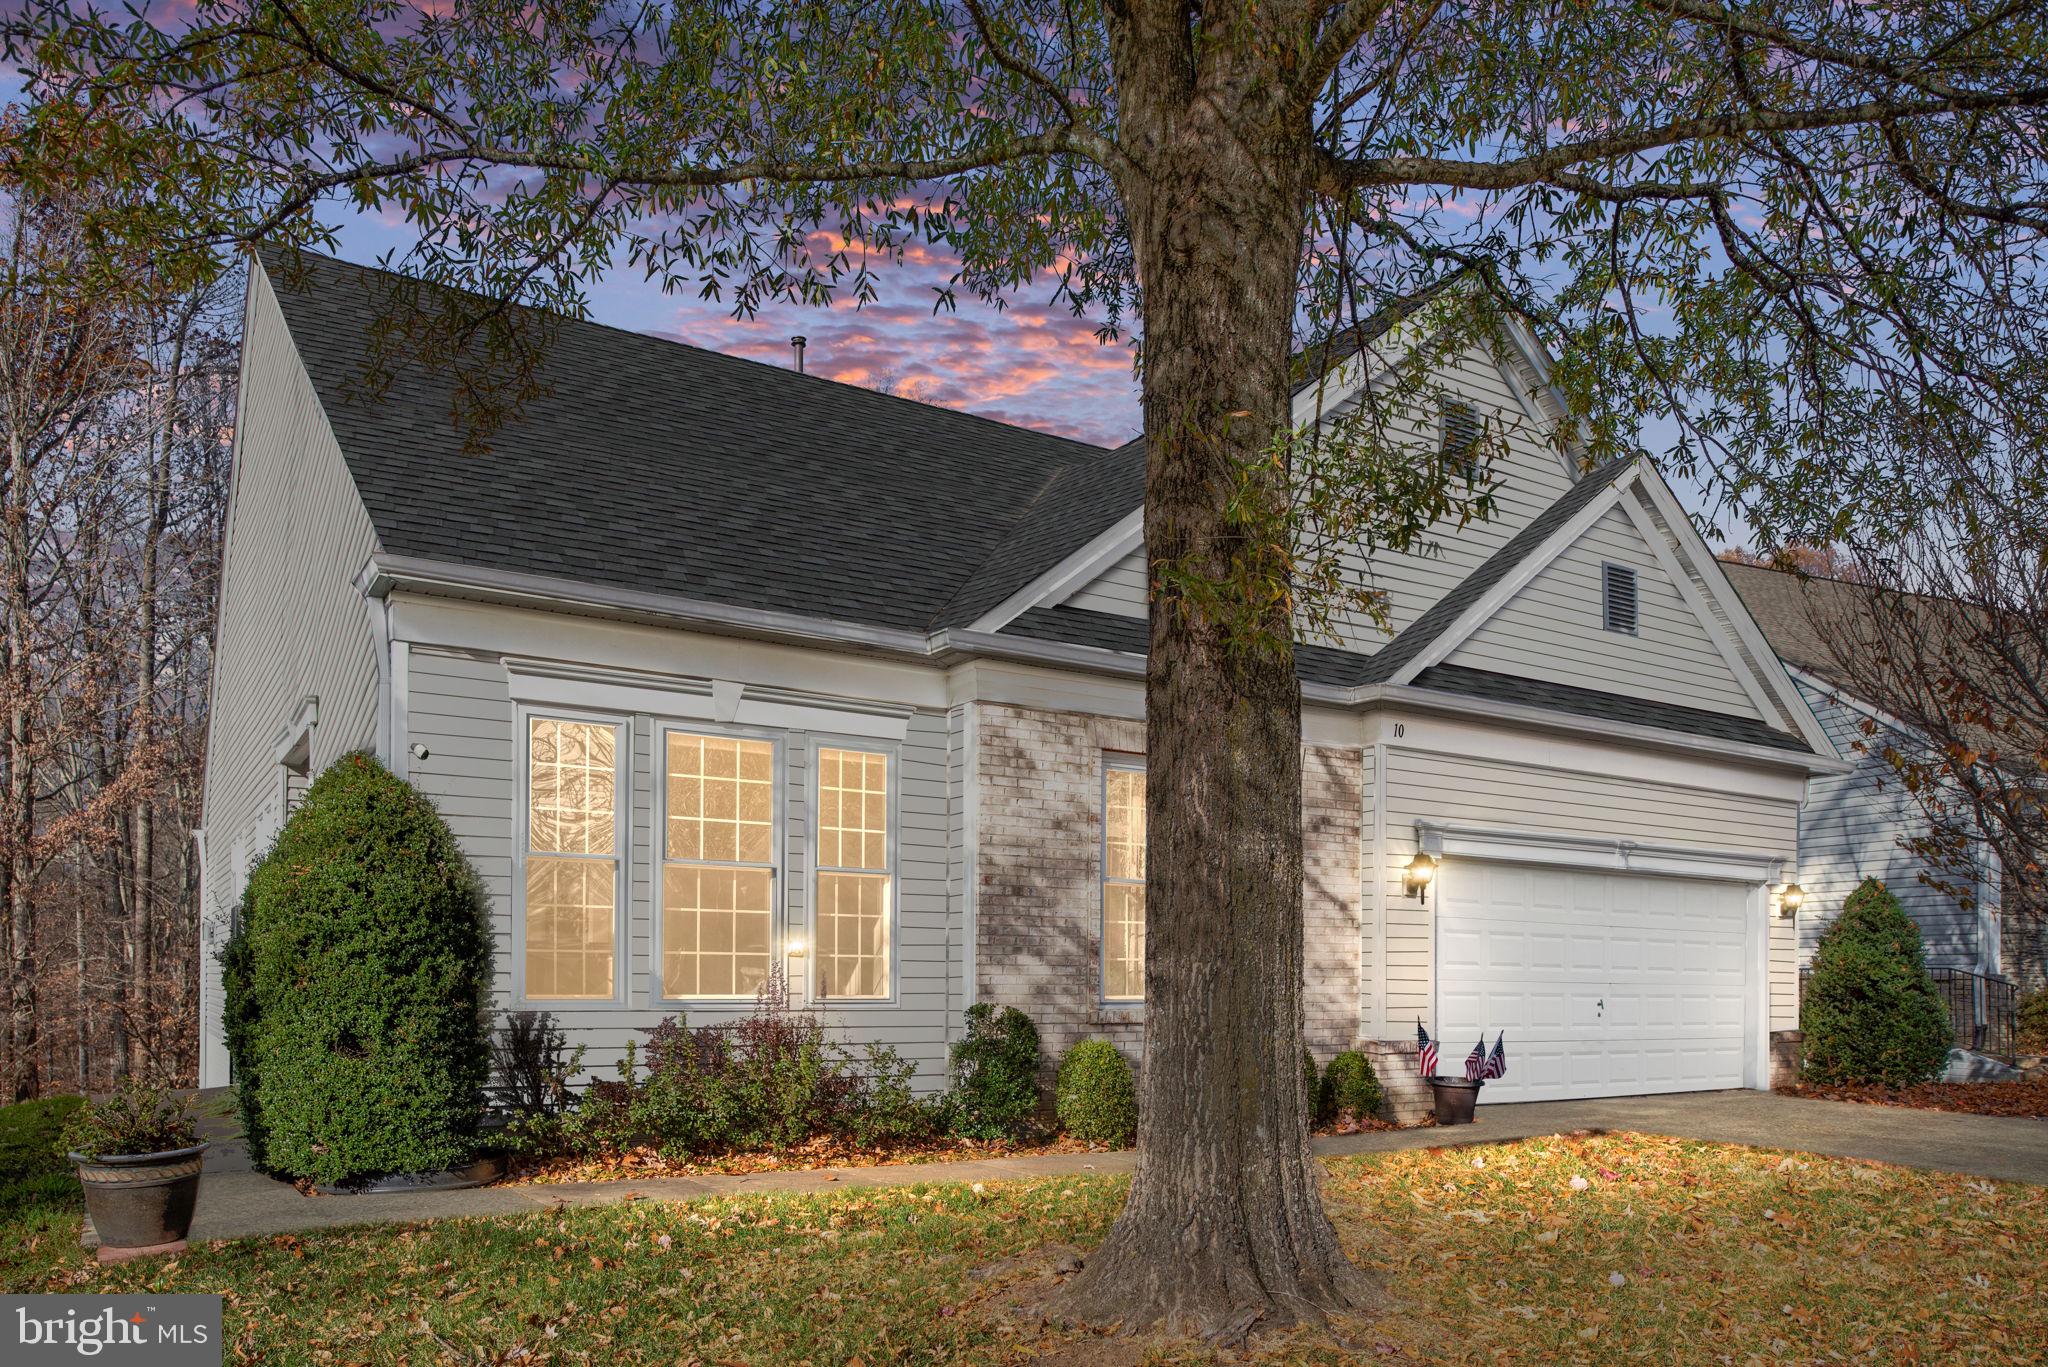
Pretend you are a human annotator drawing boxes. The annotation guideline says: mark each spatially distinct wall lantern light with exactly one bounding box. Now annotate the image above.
[786,935,808,958]
[1778,883,1805,918]
[1405,851,1438,906]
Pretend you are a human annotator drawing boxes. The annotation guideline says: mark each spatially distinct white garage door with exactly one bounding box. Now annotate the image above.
[1436,861,1752,1103]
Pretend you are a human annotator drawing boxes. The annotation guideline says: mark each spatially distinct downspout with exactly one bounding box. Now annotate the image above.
[357,562,401,772]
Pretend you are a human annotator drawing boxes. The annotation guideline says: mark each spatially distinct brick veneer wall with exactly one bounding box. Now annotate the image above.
[974,702,1364,1072]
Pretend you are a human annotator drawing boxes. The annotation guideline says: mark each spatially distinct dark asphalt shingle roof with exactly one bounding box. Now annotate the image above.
[1412,664,1811,751]
[264,249,1135,634]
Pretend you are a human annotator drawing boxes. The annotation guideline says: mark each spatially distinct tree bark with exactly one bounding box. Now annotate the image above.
[1048,11,1380,1340]
[5,423,38,1102]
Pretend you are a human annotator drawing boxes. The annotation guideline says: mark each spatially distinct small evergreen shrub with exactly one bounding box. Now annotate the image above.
[1801,878,1954,1087]
[1319,1049,1383,1124]
[1302,1047,1321,1121]
[945,1004,1042,1140]
[227,751,494,1186]
[1055,1040,1137,1145]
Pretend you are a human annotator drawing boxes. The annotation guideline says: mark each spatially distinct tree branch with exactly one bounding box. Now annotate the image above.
[1316,86,2048,191]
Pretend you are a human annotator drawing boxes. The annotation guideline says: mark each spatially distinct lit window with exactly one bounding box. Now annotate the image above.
[524,716,622,1000]
[815,746,892,999]
[663,732,777,998]
[1103,764,1146,1001]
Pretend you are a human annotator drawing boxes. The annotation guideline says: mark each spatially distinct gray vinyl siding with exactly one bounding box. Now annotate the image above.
[1059,343,1578,652]
[1372,747,1802,1034]
[1444,505,1765,722]
[402,646,962,1090]
[1792,678,1993,969]
[196,265,382,1086]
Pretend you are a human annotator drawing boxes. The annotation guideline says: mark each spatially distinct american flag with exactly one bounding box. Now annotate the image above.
[1482,1032,1508,1080]
[1463,1036,1487,1081]
[1416,1020,1438,1077]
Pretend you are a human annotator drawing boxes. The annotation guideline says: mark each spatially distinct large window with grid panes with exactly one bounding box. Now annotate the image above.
[521,713,626,1002]
[660,728,778,1000]
[1102,760,1147,1002]
[814,745,894,999]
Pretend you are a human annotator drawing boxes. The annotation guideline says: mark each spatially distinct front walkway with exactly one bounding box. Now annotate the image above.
[167,1089,2045,1246]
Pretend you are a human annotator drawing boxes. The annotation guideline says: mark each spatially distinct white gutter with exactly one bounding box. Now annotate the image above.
[364,551,1848,776]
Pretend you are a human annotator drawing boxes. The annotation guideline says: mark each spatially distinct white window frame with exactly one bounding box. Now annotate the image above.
[807,736,900,1006]
[650,719,786,1007]
[1101,756,1148,1005]
[513,704,632,1009]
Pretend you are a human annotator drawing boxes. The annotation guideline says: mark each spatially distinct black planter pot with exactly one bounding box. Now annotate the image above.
[71,1142,208,1250]
[1427,1076,1483,1125]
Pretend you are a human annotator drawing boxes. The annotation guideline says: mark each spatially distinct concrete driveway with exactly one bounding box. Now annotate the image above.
[1316,1089,2048,1185]
[163,1087,2043,1247]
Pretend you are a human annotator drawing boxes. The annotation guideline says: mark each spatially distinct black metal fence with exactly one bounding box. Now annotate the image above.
[1797,965,2018,1062]
[1929,968,2019,1062]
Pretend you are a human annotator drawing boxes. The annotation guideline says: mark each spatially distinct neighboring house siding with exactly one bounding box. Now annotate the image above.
[1792,677,1993,970]
[973,702,1365,1067]
[1443,505,1765,722]
[1371,746,1803,1036]
[196,269,382,1087]
[401,642,963,1089]
[1061,342,1578,653]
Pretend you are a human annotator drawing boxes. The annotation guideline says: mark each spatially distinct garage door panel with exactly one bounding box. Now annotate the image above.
[1437,860,1753,1102]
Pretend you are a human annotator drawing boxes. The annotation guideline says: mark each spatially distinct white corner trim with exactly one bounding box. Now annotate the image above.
[1388,461,1642,685]
[965,507,1145,634]
[1498,316,1590,476]
[1416,819,1787,884]
[1616,489,1788,730]
[1631,472,1838,759]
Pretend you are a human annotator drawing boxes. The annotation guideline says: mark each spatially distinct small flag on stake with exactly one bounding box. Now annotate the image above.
[1416,1020,1438,1077]
[1483,1032,1507,1080]
[1463,1035,1487,1082]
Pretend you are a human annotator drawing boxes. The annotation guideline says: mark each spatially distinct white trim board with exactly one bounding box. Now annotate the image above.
[1387,462,1644,685]
[965,507,1144,634]
[1415,819,1788,884]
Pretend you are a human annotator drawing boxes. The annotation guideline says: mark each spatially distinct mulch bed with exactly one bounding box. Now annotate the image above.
[504,1133,1114,1184]
[1781,1075,2048,1118]
[503,1110,1411,1185]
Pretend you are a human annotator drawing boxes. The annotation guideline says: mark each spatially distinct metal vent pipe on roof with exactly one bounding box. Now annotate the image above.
[791,335,807,373]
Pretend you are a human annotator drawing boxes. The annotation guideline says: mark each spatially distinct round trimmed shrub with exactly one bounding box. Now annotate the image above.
[1056,1040,1137,1145]
[1320,1049,1383,1123]
[1801,878,1953,1087]
[946,1004,1042,1140]
[222,751,493,1185]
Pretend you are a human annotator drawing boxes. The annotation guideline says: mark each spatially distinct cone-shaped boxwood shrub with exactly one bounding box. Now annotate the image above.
[1056,1039,1137,1145]
[224,752,493,1185]
[1801,878,1953,1087]
[945,1004,1041,1140]
[1320,1049,1383,1123]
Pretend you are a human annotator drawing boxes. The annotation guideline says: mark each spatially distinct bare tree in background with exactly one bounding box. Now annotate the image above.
[0,125,236,1097]
[1749,423,2047,994]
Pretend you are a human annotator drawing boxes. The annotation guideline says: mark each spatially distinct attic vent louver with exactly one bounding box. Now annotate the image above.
[1602,562,1639,634]
[1440,400,1482,484]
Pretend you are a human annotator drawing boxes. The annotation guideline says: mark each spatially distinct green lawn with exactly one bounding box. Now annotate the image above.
[3,1099,2041,1364]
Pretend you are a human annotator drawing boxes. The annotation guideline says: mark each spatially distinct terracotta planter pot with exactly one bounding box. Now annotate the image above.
[71,1142,208,1250]
[1427,1076,1483,1125]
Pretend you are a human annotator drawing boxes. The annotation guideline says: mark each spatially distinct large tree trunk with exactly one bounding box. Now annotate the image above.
[1048,15,1379,1341]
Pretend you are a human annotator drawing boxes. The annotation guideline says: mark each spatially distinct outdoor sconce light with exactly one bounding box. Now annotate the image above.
[1405,851,1438,906]
[786,936,807,958]
[1778,883,1805,918]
